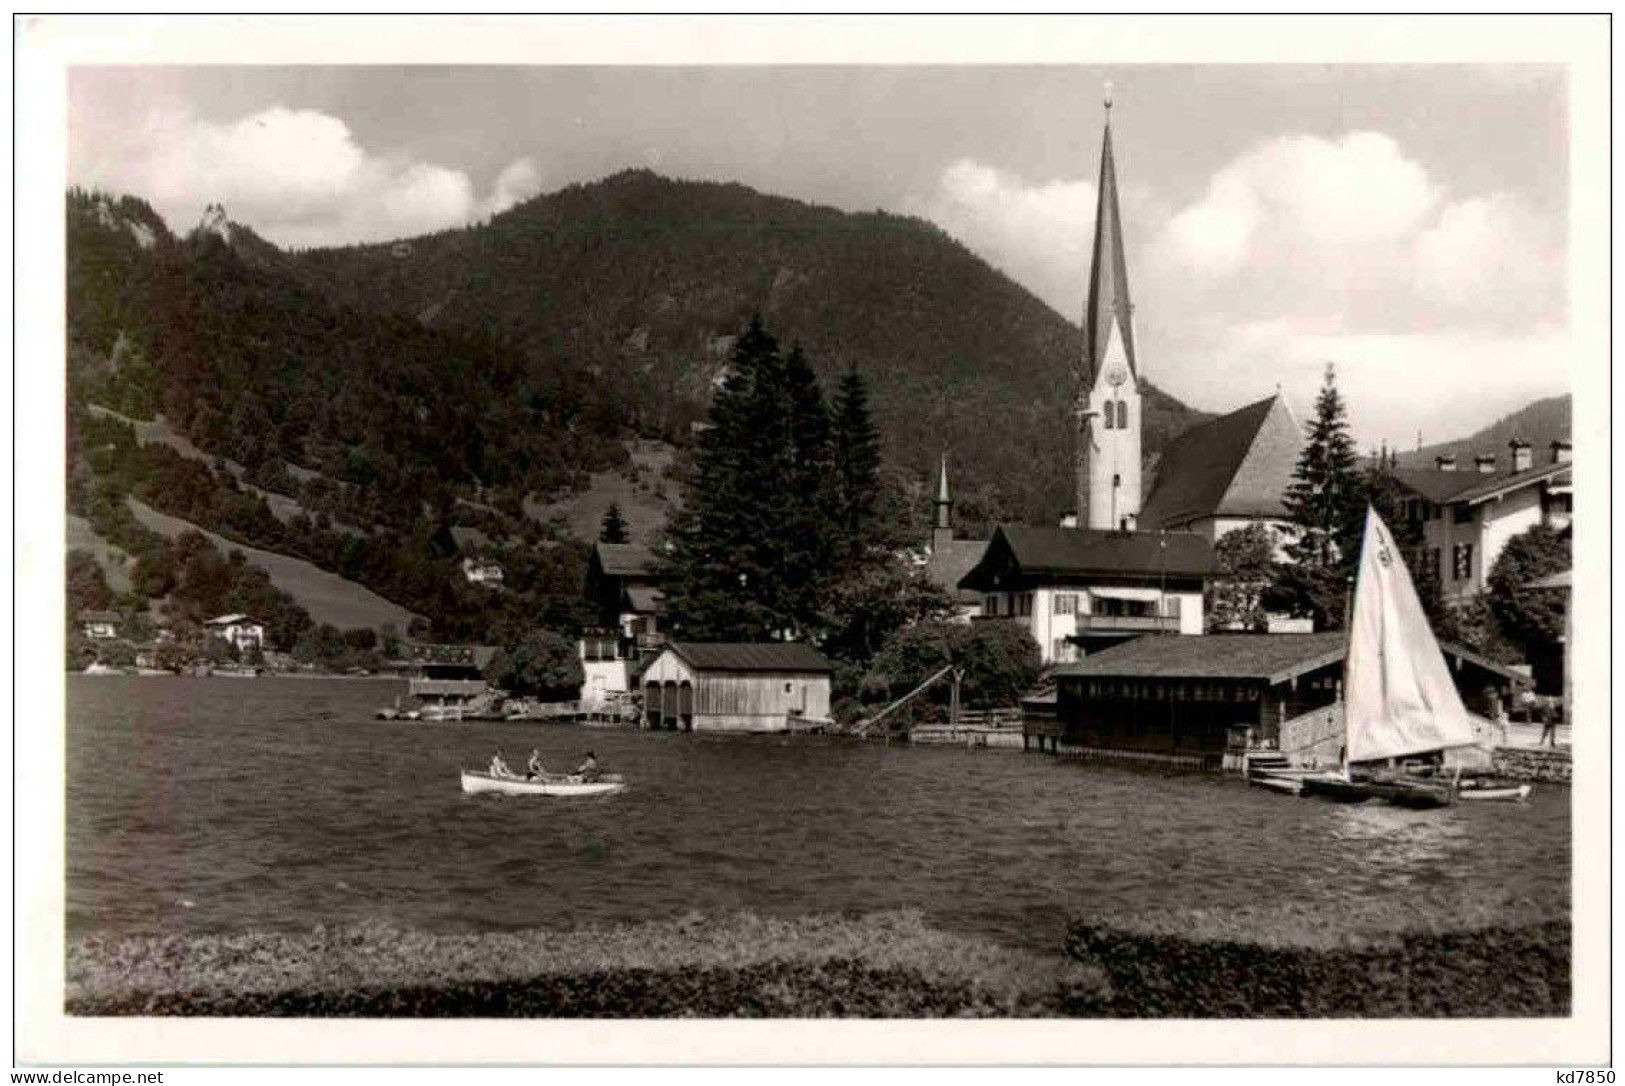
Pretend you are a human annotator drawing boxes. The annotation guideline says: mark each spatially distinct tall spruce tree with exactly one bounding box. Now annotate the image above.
[666,316,838,641]
[599,502,630,543]
[830,363,884,565]
[1277,364,1363,630]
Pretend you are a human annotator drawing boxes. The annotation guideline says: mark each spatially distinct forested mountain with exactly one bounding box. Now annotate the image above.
[66,173,1216,641]
[284,168,1208,530]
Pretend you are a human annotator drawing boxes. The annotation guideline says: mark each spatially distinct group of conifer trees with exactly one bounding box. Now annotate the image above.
[662,316,941,655]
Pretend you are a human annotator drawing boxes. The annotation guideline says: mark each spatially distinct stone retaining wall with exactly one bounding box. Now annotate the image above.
[1492,747,1572,783]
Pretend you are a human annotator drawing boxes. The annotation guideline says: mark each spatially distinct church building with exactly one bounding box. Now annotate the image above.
[920,455,989,621]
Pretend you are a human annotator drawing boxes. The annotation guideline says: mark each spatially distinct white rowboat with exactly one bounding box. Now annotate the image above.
[460,770,626,797]
[1457,783,1533,803]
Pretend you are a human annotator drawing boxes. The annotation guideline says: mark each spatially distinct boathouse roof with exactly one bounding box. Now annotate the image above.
[1054,632,1526,686]
[663,642,832,674]
[958,525,1213,592]
[1138,394,1303,531]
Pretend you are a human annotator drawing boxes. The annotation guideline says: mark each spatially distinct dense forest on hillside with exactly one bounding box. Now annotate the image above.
[65,173,1221,641]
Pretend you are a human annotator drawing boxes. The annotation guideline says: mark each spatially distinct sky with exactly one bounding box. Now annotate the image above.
[68,63,1571,452]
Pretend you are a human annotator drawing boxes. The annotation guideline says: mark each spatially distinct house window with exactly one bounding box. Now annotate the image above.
[984,595,999,615]
[1117,401,1129,429]
[1162,596,1182,620]
[1452,543,1474,581]
[1096,597,1155,619]
[1424,548,1442,584]
[1019,593,1033,617]
[1453,504,1474,525]
[1053,593,1077,616]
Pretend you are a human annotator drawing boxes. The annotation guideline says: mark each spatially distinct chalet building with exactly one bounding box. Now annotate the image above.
[1042,632,1524,768]
[461,556,505,586]
[920,455,988,621]
[585,542,666,652]
[959,526,1213,664]
[1394,439,1573,603]
[204,614,265,653]
[1137,393,1304,549]
[638,642,832,732]
[80,610,121,641]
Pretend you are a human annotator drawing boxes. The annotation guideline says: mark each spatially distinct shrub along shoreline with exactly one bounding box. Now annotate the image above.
[67,900,1569,1018]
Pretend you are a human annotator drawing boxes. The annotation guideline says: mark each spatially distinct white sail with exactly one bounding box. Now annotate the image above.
[1344,507,1478,762]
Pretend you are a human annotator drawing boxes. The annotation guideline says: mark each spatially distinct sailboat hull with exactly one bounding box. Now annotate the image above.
[1298,774,1376,803]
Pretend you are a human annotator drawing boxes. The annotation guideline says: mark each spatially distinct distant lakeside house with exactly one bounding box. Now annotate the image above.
[80,610,121,641]
[461,556,505,586]
[580,542,667,706]
[638,641,832,733]
[204,614,265,654]
[1394,440,1572,603]
[958,525,1213,665]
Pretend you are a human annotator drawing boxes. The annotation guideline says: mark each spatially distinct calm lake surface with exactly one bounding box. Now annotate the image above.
[67,676,1571,952]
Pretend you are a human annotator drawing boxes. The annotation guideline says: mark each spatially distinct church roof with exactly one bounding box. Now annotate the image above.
[1081,115,1137,384]
[958,525,1213,592]
[922,538,989,603]
[1138,394,1303,530]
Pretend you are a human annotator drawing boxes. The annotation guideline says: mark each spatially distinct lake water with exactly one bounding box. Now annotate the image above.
[66,676,1571,952]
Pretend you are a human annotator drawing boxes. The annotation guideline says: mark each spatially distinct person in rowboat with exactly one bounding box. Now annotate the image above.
[489,750,514,779]
[575,750,600,782]
[526,749,547,780]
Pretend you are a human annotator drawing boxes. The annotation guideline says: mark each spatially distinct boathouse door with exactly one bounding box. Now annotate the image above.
[678,681,694,730]
[644,681,661,729]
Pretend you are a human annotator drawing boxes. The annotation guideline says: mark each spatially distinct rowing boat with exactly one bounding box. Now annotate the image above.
[1457,782,1533,803]
[460,770,626,797]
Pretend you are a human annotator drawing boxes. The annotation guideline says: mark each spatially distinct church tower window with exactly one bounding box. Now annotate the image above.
[1117,401,1129,429]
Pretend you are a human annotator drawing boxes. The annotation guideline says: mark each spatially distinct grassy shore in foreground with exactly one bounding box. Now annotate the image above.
[68,898,1570,1018]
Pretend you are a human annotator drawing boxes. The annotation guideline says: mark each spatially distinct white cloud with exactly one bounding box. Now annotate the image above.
[71,103,541,248]
[485,156,545,217]
[912,158,1097,315]
[915,129,1565,447]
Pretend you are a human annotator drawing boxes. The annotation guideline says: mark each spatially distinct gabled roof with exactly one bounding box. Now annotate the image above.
[663,641,832,674]
[205,613,260,626]
[1138,394,1303,530]
[594,543,658,578]
[958,525,1213,592]
[1394,461,1570,507]
[922,538,989,603]
[80,610,121,624]
[624,585,666,614]
[1054,632,1525,685]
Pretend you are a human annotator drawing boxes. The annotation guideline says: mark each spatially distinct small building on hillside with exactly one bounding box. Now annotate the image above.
[920,455,988,621]
[1136,392,1304,550]
[958,526,1214,664]
[638,642,832,732]
[80,610,121,641]
[1394,440,1572,603]
[1044,632,1525,768]
[204,614,265,654]
[461,556,505,586]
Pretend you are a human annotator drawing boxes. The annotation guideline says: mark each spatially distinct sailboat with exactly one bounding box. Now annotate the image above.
[1298,507,1495,808]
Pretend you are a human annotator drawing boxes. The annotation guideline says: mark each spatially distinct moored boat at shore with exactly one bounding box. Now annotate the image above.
[460,770,626,797]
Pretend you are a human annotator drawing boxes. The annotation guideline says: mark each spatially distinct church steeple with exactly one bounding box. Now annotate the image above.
[1074,87,1144,532]
[931,454,954,553]
[1082,93,1138,386]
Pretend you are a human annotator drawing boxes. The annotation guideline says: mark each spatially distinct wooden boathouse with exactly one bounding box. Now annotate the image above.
[638,642,833,733]
[1041,632,1525,769]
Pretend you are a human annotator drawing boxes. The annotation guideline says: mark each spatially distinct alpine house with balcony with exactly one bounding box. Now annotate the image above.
[957,525,1214,664]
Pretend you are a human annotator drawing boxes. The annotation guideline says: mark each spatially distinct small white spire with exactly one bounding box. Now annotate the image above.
[1103,79,1114,115]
